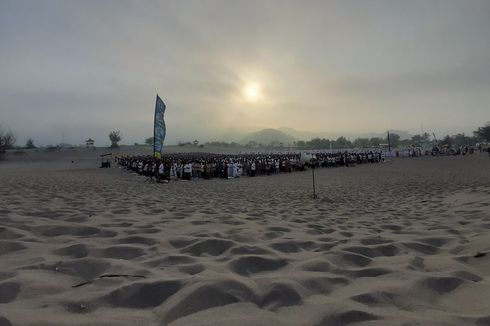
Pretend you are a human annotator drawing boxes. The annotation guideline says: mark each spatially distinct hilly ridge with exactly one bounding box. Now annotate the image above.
[240,128,297,145]
[238,127,412,145]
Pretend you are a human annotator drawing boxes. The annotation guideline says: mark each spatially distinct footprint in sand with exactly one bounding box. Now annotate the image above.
[0,282,20,303]
[315,310,380,325]
[228,256,288,276]
[104,280,183,308]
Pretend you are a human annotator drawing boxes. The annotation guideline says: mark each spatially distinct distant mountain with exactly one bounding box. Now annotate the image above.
[203,127,413,145]
[276,127,324,140]
[277,127,413,141]
[240,128,297,145]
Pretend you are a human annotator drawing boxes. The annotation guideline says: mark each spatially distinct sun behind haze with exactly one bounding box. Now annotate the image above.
[243,83,261,102]
[0,0,489,145]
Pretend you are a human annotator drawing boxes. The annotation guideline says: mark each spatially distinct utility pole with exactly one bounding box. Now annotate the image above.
[312,162,317,199]
[387,130,391,152]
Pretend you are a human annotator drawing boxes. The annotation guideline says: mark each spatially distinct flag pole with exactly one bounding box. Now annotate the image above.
[312,163,316,199]
[387,130,391,152]
[154,94,158,159]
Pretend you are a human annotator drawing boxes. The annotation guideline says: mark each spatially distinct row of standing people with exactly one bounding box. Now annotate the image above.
[116,151,385,182]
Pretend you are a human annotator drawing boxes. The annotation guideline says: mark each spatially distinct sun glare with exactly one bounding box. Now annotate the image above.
[244,83,260,102]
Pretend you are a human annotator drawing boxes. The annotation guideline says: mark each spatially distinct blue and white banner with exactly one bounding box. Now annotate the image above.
[153,95,166,159]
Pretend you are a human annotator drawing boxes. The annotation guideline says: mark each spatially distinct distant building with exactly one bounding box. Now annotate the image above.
[86,138,95,148]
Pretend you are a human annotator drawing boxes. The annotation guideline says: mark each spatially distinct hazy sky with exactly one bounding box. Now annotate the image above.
[1,0,489,146]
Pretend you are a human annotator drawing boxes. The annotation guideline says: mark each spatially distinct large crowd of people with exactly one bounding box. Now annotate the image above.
[116,150,386,182]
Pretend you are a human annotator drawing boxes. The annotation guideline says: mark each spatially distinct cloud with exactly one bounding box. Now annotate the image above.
[1,0,489,145]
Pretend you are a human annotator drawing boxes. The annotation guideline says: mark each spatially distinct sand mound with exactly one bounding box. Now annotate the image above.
[359,237,394,245]
[402,242,439,255]
[116,236,158,246]
[178,263,205,275]
[0,227,23,240]
[327,252,373,268]
[342,244,401,257]
[315,310,380,325]
[418,276,465,294]
[0,241,26,256]
[169,237,199,248]
[475,315,490,325]
[296,276,349,294]
[181,238,234,256]
[0,282,20,303]
[228,256,288,276]
[166,303,293,326]
[0,272,14,282]
[299,259,333,272]
[260,282,303,310]
[0,316,13,326]
[269,240,317,253]
[105,280,183,308]
[230,245,272,255]
[344,267,393,278]
[53,243,89,258]
[351,290,396,306]
[159,279,256,324]
[99,245,146,260]
[42,225,102,237]
[40,258,112,280]
[145,255,197,268]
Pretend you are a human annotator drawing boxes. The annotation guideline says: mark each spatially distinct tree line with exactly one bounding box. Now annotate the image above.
[129,123,490,150]
[139,123,490,150]
[294,131,480,150]
[172,124,490,150]
[1,122,489,160]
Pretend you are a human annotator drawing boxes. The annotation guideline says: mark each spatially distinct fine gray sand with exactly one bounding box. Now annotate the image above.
[0,151,489,326]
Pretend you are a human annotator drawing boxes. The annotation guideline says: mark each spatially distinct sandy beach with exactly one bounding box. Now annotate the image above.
[0,150,489,326]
